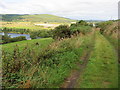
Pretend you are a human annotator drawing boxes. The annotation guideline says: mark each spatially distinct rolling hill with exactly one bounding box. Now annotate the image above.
[1,14,76,23]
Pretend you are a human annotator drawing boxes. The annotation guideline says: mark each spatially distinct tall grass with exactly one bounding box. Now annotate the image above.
[2,33,94,88]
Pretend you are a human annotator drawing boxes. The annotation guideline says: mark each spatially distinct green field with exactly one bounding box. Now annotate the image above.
[2,38,54,53]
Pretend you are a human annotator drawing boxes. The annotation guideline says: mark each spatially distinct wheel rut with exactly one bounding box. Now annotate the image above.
[60,29,95,88]
[60,49,92,88]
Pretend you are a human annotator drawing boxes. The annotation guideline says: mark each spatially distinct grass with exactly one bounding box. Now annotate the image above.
[76,31,118,88]
[2,32,94,88]
[118,64,120,88]
[29,34,94,88]
[103,34,118,50]
[99,20,119,88]
[1,18,118,88]
[2,38,54,54]
[103,33,119,88]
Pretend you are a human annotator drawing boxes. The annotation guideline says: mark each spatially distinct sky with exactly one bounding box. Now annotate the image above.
[0,0,119,20]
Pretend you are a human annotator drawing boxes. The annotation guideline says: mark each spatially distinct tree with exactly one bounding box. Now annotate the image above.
[2,33,11,43]
[77,20,88,26]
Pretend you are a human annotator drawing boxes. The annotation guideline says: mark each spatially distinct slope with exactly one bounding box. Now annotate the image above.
[1,14,75,23]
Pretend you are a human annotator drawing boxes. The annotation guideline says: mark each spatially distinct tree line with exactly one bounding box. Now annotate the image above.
[1,33,26,44]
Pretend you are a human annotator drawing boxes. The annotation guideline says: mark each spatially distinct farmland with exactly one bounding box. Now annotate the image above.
[1,14,74,33]
[0,22,62,30]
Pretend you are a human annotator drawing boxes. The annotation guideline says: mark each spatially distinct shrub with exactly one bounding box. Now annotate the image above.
[70,23,92,35]
[2,33,11,43]
[77,20,88,26]
[52,21,92,40]
[97,21,113,34]
[30,30,52,39]
[52,25,71,39]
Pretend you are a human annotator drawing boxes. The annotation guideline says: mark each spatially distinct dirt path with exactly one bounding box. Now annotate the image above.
[60,30,95,88]
[60,29,118,88]
[60,28,96,88]
[60,49,92,88]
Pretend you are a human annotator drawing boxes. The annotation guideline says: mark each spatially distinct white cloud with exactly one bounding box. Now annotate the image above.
[0,0,119,20]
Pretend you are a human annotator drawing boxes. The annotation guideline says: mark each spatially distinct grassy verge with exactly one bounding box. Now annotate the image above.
[2,33,94,88]
[103,34,119,88]
[103,35,118,50]
[76,31,118,88]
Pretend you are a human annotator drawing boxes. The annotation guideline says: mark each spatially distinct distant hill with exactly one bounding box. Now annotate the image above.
[85,20,106,22]
[1,14,76,23]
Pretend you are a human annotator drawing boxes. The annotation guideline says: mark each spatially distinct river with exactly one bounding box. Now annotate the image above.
[0,32,31,40]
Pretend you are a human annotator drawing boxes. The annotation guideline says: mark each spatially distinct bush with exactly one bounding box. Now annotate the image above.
[97,21,113,34]
[2,33,11,43]
[52,25,71,39]
[30,30,52,39]
[52,21,92,40]
[77,20,88,26]
[70,20,92,35]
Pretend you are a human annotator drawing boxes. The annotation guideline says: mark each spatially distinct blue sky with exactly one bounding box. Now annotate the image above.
[0,0,119,20]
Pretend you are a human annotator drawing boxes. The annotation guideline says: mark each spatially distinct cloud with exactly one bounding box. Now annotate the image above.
[0,0,119,20]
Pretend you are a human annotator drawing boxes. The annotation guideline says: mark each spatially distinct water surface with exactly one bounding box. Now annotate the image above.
[0,32,31,40]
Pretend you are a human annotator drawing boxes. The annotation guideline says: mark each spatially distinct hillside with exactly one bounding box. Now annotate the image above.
[2,29,118,88]
[2,20,118,88]
[1,14,75,23]
[2,30,95,88]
